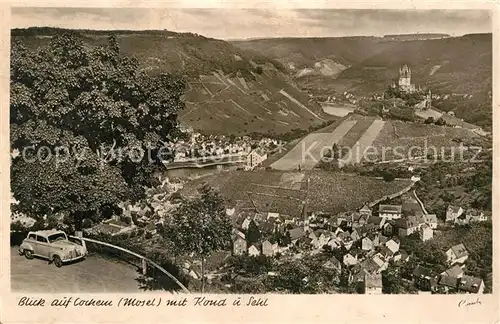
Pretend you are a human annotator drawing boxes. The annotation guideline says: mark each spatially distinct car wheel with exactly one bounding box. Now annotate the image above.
[53,255,63,268]
[24,250,34,260]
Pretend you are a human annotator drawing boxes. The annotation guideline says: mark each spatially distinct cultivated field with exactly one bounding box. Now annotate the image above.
[271,114,389,169]
[367,120,481,162]
[305,171,413,214]
[337,116,377,148]
[180,170,414,216]
[270,119,358,170]
[342,119,386,165]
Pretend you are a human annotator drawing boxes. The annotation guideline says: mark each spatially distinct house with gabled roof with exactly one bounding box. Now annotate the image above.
[458,275,485,294]
[241,216,252,230]
[419,224,433,242]
[379,204,402,220]
[379,245,395,259]
[326,237,340,249]
[383,221,394,236]
[446,205,463,222]
[385,238,400,254]
[365,273,383,295]
[246,148,267,170]
[413,265,436,291]
[465,209,488,223]
[367,216,385,229]
[323,256,342,272]
[371,255,388,272]
[454,213,468,226]
[351,212,369,228]
[441,264,464,279]
[395,216,420,237]
[248,244,261,257]
[402,200,423,217]
[359,204,372,217]
[232,230,247,256]
[361,232,379,251]
[446,244,469,264]
[359,223,378,236]
[343,252,358,266]
[350,228,361,242]
[362,236,375,251]
[262,240,278,257]
[437,275,459,293]
[337,232,354,250]
[288,227,306,245]
[312,229,331,248]
[359,258,381,275]
[393,249,409,263]
[423,214,438,229]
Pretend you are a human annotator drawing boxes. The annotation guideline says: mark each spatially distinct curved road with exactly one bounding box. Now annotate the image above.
[10,247,145,293]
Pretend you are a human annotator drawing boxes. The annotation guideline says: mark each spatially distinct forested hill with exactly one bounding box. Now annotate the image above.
[233,34,492,127]
[12,27,329,135]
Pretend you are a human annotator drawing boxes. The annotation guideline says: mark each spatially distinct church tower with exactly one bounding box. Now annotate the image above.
[425,89,432,109]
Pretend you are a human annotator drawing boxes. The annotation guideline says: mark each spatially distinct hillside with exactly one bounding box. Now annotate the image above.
[266,112,485,171]
[179,169,413,216]
[11,27,329,135]
[232,34,492,126]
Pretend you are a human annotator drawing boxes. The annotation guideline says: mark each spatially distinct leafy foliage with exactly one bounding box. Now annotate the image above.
[246,220,261,245]
[400,234,448,273]
[162,183,232,292]
[229,255,273,277]
[164,183,232,257]
[10,33,186,227]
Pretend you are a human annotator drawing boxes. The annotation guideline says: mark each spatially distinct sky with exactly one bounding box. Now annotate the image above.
[11,8,492,40]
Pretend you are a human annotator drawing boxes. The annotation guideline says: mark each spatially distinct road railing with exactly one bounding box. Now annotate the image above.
[69,235,190,293]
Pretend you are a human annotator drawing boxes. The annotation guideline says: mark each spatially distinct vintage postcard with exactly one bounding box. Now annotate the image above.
[0,1,499,323]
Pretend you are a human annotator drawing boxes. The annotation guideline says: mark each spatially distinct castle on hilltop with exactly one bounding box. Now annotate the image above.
[391,64,417,93]
[397,64,416,93]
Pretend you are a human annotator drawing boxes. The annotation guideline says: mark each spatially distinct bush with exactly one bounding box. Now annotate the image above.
[382,171,396,182]
[82,218,93,228]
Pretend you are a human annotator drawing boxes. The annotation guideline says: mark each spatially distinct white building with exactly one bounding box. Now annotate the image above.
[419,224,433,242]
[246,149,267,170]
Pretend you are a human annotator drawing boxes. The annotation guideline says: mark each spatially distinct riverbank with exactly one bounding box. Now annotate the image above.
[163,154,245,170]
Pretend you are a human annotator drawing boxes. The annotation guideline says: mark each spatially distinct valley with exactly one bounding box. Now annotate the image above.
[10,14,493,299]
[233,34,492,128]
[12,27,330,135]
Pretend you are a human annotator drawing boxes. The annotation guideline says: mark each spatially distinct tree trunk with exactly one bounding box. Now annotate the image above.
[201,256,205,293]
[73,211,83,237]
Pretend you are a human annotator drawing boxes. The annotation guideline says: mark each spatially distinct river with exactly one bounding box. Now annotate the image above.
[162,164,237,180]
[321,103,356,117]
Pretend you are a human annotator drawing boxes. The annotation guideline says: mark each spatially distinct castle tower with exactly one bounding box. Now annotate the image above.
[398,64,415,93]
[398,65,411,88]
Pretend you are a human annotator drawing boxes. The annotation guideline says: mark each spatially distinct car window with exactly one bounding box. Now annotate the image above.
[36,235,48,243]
[48,233,67,243]
[28,233,36,240]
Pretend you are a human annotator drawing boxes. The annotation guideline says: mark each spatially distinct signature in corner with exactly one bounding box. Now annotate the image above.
[458,297,482,307]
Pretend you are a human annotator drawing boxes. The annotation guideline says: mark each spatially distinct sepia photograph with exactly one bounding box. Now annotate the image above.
[7,6,493,298]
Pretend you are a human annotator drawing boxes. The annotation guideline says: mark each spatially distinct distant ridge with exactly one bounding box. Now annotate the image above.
[383,33,450,38]
[12,26,329,135]
[382,33,450,41]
